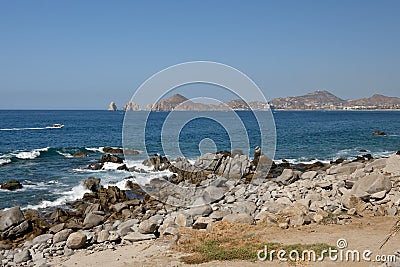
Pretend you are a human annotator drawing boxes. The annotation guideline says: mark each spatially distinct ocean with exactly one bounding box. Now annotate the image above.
[0,110,399,210]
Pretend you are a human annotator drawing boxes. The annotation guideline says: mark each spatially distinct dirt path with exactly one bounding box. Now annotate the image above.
[55,216,400,267]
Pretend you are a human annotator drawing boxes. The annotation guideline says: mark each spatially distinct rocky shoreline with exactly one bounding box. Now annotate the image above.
[1,149,400,266]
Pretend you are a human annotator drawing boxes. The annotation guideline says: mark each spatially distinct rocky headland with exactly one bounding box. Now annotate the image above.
[1,150,400,266]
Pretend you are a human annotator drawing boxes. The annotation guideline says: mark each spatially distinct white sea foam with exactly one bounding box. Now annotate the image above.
[274,158,330,165]
[56,151,74,158]
[124,160,153,171]
[24,184,90,210]
[11,147,50,160]
[102,162,126,170]
[102,170,174,190]
[85,147,104,153]
[0,158,11,166]
[372,151,396,158]
[14,151,41,159]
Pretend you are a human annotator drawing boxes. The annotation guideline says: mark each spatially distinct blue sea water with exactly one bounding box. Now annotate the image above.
[0,110,399,210]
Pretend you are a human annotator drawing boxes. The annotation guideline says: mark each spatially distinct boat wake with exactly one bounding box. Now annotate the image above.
[0,127,48,131]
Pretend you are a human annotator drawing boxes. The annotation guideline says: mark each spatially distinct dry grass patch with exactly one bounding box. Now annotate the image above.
[173,221,333,264]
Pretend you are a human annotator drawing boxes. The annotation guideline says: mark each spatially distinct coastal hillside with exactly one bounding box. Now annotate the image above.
[346,94,400,109]
[110,90,400,111]
[269,90,345,110]
[147,94,189,111]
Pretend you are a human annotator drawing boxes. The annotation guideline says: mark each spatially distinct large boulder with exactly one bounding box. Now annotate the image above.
[253,154,276,178]
[327,162,364,175]
[53,229,73,244]
[351,173,392,199]
[0,206,29,239]
[383,154,400,176]
[276,169,300,185]
[186,205,213,218]
[13,249,31,264]
[0,206,25,231]
[83,213,104,229]
[66,232,87,249]
[1,180,23,191]
[32,233,53,245]
[99,154,124,164]
[138,219,158,234]
[83,178,101,192]
[215,154,252,179]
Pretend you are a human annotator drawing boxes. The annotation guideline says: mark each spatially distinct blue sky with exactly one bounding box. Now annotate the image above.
[0,0,399,109]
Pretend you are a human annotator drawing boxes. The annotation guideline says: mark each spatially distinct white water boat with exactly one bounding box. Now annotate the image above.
[46,124,64,129]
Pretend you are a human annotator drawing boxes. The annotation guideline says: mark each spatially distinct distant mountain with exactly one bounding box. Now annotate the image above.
[269,90,345,110]
[147,94,189,111]
[269,90,400,110]
[346,94,400,108]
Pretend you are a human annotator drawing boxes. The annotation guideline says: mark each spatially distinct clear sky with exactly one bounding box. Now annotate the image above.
[0,0,399,109]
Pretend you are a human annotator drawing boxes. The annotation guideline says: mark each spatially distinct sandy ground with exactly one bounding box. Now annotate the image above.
[53,216,400,267]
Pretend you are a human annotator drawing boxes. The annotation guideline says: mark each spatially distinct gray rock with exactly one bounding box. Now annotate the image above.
[138,220,157,234]
[0,206,25,231]
[111,203,127,213]
[148,215,164,225]
[84,203,101,216]
[222,213,254,224]
[187,204,213,218]
[66,232,87,249]
[123,232,155,242]
[175,212,193,227]
[230,201,257,215]
[97,230,110,243]
[365,158,387,171]
[116,219,139,236]
[83,213,104,229]
[254,211,278,225]
[253,154,275,178]
[64,247,74,256]
[386,207,397,216]
[162,226,179,236]
[108,231,120,242]
[32,234,54,246]
[383,154,400,176]
[193,217,214,229]
[351,173,392,199]
[48,223,65,234]
[370,190,387,199]
[276,169,299,185]
[209,209,231,220]
[316,180,332,189]
[2,220,29,239]
[301,171,318,179]
[203,186,226,203]
[327,162,363,175]
[275,197,292,206]
[53,229,73,244]
[13,249,31,264]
